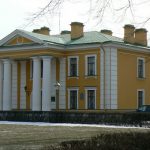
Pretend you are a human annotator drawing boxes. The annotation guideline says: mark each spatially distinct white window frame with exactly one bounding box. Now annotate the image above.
[137,57,145,78]
[85,87,96,109]
[85,54,97,76]
[137,89,145,108]
[68,88,79,110]
[68,56,79,77]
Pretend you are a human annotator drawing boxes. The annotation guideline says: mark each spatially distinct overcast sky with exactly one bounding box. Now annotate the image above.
[0,0,150,43]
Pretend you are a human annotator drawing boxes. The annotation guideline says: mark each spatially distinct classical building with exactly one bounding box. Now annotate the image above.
[0,22,149,111]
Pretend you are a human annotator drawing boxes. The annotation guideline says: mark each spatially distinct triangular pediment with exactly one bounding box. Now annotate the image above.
[5,35,34,46]
[0,29,44,47]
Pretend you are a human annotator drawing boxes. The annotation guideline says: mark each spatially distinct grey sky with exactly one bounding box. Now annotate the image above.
[0,0,150,43]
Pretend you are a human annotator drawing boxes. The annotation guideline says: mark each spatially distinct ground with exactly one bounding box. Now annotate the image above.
[0,122,149,150]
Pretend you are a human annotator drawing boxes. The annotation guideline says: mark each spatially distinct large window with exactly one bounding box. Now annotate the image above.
[137,58,145,78]
[137,90,144,108]
[86,55,96,76]
[86,89,96,109]
[68,56,78,77]
[68,89,78,109]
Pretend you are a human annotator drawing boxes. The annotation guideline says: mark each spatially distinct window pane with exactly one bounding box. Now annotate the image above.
[70,90,77,109]
[70,58,77,76]
[138,91,143,108]
[87,56,95,76]
[138,59,144,78]
[87,90,95,109]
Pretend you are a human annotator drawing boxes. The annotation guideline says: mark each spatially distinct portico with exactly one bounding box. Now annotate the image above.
[0,56,66,111]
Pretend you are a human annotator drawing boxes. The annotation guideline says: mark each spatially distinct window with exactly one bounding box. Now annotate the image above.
[85,88,96,109]
[137,90,144,108]
[86,55,96,76]
[137,58,145,78]
[68,56,78,77]
[68,89,78,109]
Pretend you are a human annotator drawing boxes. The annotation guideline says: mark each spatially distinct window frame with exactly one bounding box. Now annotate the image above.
[68,56,79,77]
[137,89,145,108]
[68,88,79,110]
[85,87,96,109]
[85,55,97,76]
[137,57,145,79]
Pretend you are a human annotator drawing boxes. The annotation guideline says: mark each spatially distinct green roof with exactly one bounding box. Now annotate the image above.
[19,30,123,45]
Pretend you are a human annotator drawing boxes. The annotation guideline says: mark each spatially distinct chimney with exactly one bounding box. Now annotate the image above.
[32,27,50,35]
[40,27,50,35]
[124,24,135,44]
[100,29,112,36]
[61,30,71,35]
[135,28,147,46]
[71,22,84,39]
[32,29,41,34]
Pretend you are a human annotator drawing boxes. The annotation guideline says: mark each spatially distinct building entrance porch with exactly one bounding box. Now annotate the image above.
[0,56,66,111]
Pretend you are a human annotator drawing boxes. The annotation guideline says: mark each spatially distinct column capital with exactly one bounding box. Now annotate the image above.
[59,57,66,61]
[31,56,41,62]
[41,56,53,60]
[2,59,12,64]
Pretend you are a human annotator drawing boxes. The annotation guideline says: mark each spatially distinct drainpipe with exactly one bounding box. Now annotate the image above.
[100,44,106,111]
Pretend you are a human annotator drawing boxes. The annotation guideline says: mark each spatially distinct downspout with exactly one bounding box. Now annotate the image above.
[100,44,106,111]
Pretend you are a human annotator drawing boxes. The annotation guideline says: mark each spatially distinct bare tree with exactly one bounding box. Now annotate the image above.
[24,0,150,28]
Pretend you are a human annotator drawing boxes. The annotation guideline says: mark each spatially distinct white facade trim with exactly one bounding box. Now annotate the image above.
[68,88,79,110]
[11,61,18,109]
[42,56,52,111]
[2,59,12,110]
[85,87,96,109]
[32,57,42,111]
[100,48,104,109]
[100,47,118,110]
[59,57,66,109]
[68,56,79,77]
[0,61,3,110]
[85,54,97,76]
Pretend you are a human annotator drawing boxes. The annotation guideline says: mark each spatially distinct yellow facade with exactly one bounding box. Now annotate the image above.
[66,49,100,110]
[0,22,150,111]
[118,49,150,109]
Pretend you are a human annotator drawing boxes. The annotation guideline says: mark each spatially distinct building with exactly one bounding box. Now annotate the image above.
[0,22,149,111]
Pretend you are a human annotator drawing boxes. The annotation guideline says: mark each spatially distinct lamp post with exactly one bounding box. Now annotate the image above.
[54,81,61,110]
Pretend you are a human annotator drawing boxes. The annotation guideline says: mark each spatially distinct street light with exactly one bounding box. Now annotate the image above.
[54,81,61,110]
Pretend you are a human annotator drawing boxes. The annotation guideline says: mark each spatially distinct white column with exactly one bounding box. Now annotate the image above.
[32,57,41,111]
[0,61,3,110]
[59,57,66,109]
[42,56,52,111]
[3,59,12,111]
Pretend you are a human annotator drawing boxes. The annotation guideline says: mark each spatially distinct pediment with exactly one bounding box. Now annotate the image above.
[0,29,44,47]
[5,36,34,46]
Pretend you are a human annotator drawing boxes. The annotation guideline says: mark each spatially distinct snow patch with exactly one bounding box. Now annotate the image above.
[0,121,148,129]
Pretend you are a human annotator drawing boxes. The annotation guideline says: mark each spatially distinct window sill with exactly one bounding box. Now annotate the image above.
[137,77,146,80]
[85,75,97,79]
[68,76,79,79]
